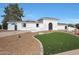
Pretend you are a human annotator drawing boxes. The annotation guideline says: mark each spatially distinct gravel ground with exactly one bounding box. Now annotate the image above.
[0,31,41,55]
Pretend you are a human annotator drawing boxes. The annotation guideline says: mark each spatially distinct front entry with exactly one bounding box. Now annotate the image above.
[15,25,17,31]
[48,23,53,30]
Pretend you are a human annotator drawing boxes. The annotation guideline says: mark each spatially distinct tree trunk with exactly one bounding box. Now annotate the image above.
[3,22,8,30]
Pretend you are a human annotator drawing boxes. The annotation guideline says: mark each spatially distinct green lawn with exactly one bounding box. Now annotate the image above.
[35,32,79,55]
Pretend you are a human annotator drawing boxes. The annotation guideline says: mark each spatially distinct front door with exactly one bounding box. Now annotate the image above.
[49,23,53,30]
[15,25,17,31]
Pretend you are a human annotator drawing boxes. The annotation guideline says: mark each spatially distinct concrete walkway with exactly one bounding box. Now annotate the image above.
[56,49,79,55]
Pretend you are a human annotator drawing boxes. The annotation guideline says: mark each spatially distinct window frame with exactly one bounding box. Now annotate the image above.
[23,23,26,27]
[36,23,39,28]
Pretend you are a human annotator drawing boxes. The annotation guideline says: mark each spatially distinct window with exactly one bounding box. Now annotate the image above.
[36,24,39,27]
[23,23,26,27]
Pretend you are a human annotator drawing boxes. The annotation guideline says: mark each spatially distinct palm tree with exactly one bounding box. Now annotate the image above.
[2,4,24,29]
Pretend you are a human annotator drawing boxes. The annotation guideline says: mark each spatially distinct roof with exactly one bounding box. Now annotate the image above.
[7,17,59,23]
[38,17,59,21]
[58,23,68,25]
[7,20,43,23]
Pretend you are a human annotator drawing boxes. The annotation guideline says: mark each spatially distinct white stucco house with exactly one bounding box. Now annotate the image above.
[7,17,75,32]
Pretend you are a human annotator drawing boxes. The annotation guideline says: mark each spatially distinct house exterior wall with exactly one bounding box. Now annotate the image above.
[7,22,44,32]
[57,25,66,30]
[43,19,58,30]
[7,19,75,32]
[8,22,15,30]
[57,25,76,31]
[7,19,58,32]
[25,22,43,32]
[67,27,75,31]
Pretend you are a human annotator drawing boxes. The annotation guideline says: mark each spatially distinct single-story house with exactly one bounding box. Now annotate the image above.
[7,17,75,32]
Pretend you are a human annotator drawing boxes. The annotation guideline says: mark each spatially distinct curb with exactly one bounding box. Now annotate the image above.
[32,35,44,55]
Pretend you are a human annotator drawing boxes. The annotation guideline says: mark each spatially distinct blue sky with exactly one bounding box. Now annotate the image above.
[0,3,79,24]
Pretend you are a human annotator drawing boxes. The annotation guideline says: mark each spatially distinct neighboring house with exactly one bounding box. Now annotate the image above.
[7,17,75,32]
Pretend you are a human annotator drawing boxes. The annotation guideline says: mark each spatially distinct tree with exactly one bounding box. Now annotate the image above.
[68,24,75,27]
[2,4,24,29]
[75,23,79,29]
